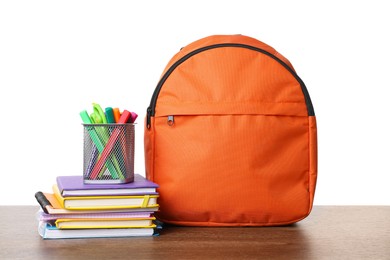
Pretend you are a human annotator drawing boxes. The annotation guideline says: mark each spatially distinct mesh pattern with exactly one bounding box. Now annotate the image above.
[83,124,135,184]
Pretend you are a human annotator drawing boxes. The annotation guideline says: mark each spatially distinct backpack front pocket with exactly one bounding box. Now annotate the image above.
[152,113,311,225]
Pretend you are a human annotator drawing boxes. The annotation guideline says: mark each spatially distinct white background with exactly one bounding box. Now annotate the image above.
[1,1,389,205]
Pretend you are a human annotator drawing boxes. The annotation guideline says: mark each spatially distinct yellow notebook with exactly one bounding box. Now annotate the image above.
[52,185,159,210]
[36,192,159,214]
[55,217,156,229]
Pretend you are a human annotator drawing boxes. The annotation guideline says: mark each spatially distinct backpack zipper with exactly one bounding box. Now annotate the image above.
[167,115,174,126]
[146,43,315,129]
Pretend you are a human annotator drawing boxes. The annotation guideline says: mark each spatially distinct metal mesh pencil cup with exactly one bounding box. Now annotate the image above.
[83,123,135,184]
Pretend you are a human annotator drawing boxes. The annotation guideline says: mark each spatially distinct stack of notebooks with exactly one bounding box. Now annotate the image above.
[35,174,160,239]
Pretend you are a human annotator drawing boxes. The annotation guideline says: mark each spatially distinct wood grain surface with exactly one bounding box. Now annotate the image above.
[0,206,389,259]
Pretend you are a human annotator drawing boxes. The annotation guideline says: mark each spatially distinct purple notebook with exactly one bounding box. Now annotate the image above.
[56,174,159,197]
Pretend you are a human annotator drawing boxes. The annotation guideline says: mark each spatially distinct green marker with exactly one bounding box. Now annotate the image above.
[92,103,124,180]
[105,107,115,124]
[80,110,120,179]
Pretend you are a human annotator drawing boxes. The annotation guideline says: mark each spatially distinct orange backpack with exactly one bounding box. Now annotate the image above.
[144,35,317,226]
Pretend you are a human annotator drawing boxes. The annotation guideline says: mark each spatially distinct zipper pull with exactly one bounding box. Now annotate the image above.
[167,115,174,126]
[146,107,152,129]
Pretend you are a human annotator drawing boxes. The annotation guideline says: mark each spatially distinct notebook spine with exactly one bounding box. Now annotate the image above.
[35,191,52,214]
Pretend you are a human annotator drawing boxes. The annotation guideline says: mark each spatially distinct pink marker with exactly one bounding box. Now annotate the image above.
[130,112,138,123]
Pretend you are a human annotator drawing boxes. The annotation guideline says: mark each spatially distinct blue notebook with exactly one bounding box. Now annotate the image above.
[38,221,157,239]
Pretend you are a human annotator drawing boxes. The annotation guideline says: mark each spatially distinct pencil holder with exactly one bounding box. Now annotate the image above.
[83,124,135,184]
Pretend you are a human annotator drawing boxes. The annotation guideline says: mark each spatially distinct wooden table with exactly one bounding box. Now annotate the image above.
[0,206,389,259]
